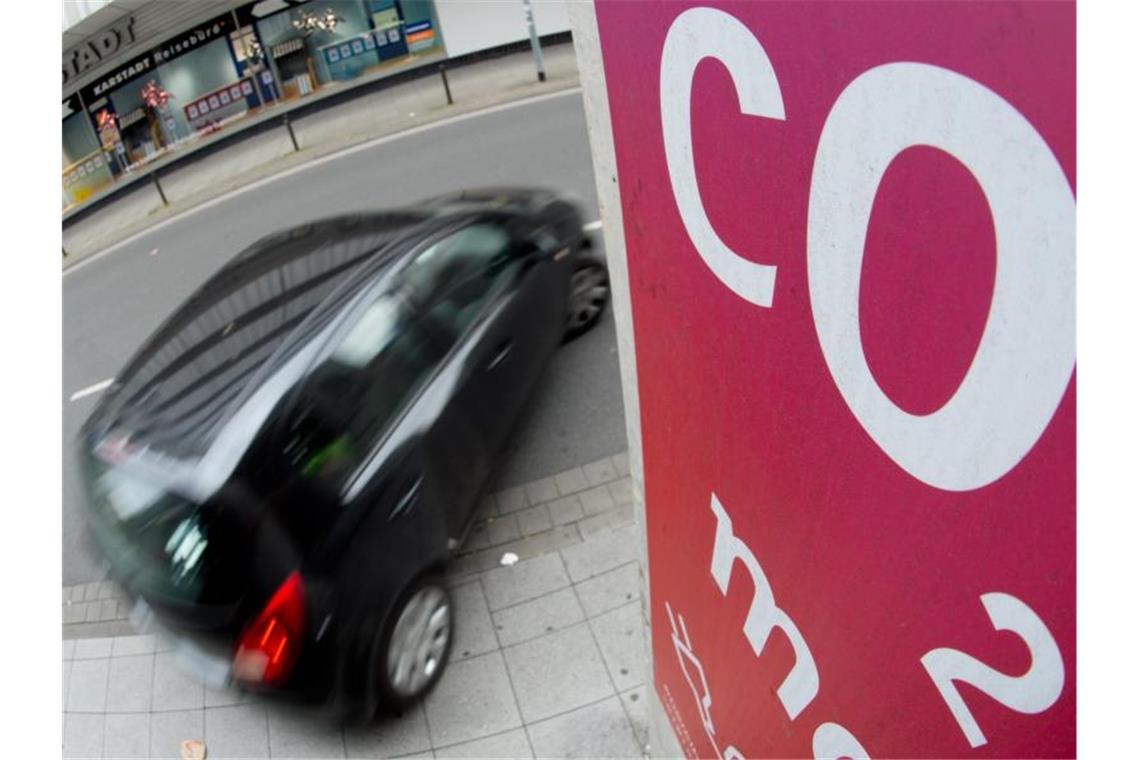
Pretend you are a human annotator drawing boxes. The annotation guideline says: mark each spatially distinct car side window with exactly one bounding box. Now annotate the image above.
[282,295,443,486]
[398,223,518,344]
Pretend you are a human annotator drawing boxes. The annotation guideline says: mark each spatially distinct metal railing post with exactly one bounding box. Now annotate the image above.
[152,171,169,206]
[439,63,453,105]
[283,112,300,151]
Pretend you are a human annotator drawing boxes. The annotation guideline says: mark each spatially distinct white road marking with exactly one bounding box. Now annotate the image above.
[583,220,603,232]
[63,87,585,278]
[69,378,114,402]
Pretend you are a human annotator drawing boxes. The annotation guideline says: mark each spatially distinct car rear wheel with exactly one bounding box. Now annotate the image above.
[564,261,610,341]
[373,575,453,712]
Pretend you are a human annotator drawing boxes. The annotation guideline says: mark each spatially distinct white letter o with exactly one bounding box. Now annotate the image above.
[807,63,1074,492]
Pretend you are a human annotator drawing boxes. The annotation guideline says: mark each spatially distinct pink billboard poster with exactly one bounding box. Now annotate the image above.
[594,1,1075,757]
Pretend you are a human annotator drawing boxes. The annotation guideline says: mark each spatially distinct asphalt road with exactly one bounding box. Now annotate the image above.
[62,90,627,586]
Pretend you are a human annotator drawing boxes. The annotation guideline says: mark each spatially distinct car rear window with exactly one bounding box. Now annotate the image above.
[82,450,240,606]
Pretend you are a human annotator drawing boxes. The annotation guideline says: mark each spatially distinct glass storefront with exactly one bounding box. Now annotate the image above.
[62,94,115,208]
[63,1,444,212]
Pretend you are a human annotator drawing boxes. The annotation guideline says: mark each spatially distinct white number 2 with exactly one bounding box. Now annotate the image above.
[920,593,1064,748]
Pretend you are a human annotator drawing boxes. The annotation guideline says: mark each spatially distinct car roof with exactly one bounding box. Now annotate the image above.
[82,200,517,463]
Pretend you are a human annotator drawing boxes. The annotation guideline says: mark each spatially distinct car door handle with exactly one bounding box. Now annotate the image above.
[486,341,513,372]
[389,475,423,521]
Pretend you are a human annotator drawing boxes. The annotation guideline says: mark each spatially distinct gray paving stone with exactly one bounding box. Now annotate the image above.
[63,712,104,759]
[493,485,528,514]
[547,494,585,526]
[516,504,553,536]
[98,599,120,621]
[205,683,252,708]
[486,514,521,546]
[590,601,647,692]
[448,548,502,583]
[74,637,114,659]
[267,703,346,758]
[523,477,559,506]
[63,639,76,660]
[82,582,101,602]
[554,467,590,496]
[67,657,109,713]
[526,696,641,759]
[578,484,616,516]
[481,553,570,612]
[103,712,151,759]
[435,728,533,759]
[501,525,582,560]
[106,654,154,713]
[423,650,521,747]
[607,476,634,505]
[65,602,86,625]
[583,456,620,487]
[343,705,431,758]
[451,527,582,585]
[503,622,613,723]
[149,709,203,760]
[578,501,636,537]
[64,656,73,707]
[205,704,270,759]
[576,561,642,618]
[64,585,82,603]
[451,581,498,661]
[621,685,649,750]
[112,634,158,657]
[152,652,205,712]
[85,602,102,623]
[561,524,641,583]
[492,587,585,647]
[612,452,631,477]
[463,520,492,552]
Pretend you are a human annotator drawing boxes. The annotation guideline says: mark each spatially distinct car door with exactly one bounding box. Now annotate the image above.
[398,218,563,532]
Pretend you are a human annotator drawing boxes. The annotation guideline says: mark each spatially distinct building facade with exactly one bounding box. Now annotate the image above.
[62,0,570,210]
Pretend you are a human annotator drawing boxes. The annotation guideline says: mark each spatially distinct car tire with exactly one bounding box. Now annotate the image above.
[370,574,454,713]
[563,260,610,342]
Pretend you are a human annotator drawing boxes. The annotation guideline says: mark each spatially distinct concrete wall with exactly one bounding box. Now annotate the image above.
[567,1,673,757]
[435,0,571,58]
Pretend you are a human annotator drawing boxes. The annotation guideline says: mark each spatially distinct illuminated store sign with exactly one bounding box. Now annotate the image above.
[76,15,237,103]
[63,16,138,86]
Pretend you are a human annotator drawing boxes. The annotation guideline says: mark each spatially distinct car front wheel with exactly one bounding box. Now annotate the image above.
[564,261,610,341]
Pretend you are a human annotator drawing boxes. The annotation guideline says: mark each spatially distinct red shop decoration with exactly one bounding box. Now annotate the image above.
[140,79,171,109]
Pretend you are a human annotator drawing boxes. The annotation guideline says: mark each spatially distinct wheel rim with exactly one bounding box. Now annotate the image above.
[568,266,609,329]
[386,586,451,697]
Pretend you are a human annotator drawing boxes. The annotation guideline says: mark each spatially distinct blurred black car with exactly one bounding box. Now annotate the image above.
[77,188,609,716]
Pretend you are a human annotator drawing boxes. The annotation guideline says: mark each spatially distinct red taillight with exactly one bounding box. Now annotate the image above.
[233,571,305,686]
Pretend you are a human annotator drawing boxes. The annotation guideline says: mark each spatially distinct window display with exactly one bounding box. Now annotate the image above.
[64,1,445,211]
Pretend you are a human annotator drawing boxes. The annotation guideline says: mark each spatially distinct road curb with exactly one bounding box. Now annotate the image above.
[62,77,583,271]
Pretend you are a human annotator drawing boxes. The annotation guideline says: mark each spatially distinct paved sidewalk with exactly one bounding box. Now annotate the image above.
[63,453,651,759]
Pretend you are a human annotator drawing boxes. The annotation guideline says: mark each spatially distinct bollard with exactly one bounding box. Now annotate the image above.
[283,112,300,152]
[152,171,169,206]
[439,64,454,106]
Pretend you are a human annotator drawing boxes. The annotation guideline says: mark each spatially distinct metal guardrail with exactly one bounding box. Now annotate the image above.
[62,32,573,231]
